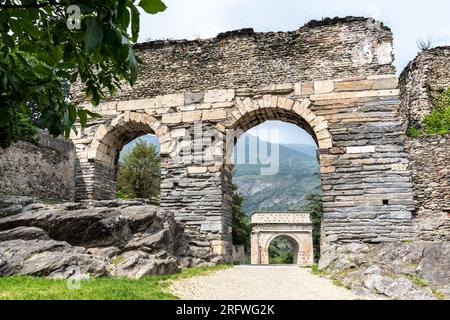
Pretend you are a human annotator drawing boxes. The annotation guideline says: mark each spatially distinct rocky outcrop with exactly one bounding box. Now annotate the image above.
[0,196,218,279]
[319,242,450,300]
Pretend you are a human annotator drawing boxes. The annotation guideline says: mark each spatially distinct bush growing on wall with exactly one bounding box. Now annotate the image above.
[407,88,450,137]
[423,88,450,134]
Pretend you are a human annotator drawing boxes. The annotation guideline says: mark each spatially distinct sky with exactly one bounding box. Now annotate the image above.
[136,0,450,146]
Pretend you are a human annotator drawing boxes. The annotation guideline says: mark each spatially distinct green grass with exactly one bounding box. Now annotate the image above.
[0,265,230,300]
[431,288,445,300]
[310,264,330,276]
[404,274,428,288]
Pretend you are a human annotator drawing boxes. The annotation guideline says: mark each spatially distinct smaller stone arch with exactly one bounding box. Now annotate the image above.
[251,212,314,265]
[87,111,171,167]
[76,111,171,201]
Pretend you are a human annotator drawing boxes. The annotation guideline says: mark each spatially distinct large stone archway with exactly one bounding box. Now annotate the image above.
[251,213,314,265]
[71,18,416,261]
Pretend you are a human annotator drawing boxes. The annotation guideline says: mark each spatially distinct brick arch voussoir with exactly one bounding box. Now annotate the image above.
[87,112,170,163]
[221,95,333,150]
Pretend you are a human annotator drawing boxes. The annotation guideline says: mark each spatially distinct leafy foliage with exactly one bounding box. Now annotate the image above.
[116,138,160,203]
[268,238,294,264]
[406,88,450,137]
[423,88,450,134]
[406,126,421,138]
[0,0,166,147]
[231,185,251,250]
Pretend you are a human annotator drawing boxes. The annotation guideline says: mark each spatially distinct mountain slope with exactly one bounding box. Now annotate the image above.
[232,136,321,215]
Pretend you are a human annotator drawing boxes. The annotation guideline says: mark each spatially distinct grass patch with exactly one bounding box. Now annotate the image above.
[0,265,230,300]
[110,255,124,265]
[404,275,428,288]
[310,264,330,277]
[431,288,445,300]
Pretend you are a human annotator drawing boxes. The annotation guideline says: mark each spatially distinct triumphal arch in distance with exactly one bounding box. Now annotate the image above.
[251,213,314,265]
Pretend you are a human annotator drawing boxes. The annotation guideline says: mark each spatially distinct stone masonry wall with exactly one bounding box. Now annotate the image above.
[406,135,450,241]
[72,17,415,258]
[72,17,396,103]
[399,46,450,128]
[399,47,450,241]
[0,131,75,201]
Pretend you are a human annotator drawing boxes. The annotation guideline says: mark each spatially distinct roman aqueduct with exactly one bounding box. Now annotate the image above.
[1,17,448,263]
[70,17,419,260]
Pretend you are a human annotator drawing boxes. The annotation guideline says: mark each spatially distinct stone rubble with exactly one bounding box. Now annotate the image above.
[319,242,450,300]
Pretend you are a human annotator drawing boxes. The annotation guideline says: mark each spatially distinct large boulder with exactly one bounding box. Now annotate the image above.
[0,197,217,279]
[0,204,168,248]
[363,274,436,300]
[0,227,50,241]
[0,239,109,277]
[418,242,450,286]
[112,250,180,278]
[0,196,34,218]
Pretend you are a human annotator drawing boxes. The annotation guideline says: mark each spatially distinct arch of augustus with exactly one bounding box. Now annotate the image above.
[71,18,416,261]
[251,213,314,265]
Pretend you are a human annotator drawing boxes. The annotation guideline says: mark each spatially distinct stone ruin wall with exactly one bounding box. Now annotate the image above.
[2,17,447,261]
[400,48,450,241]
[399,46,450,128]
[72,17,396,103]
[71,17,417,258]
[0,131,75,201]
[406,134,450,241]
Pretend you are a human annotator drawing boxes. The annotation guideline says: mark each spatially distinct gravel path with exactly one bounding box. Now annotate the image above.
[169,265,361,300]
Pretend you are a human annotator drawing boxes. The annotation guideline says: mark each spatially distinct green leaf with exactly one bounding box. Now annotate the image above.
[127,47,138,85]
[139,0,167,14]
[78,108,88,127]
[86,110,101,119]
[68,104,77,124]
[84,17,104,53]
[129,4,140,43]
[117,6,131,30]
[21,19,41,39]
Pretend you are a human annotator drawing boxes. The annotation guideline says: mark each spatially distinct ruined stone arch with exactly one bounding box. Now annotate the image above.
[76,111,171,201]
[88,111,171,165]
[221,96,333,158]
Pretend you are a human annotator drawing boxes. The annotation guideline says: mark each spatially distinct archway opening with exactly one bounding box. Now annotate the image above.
[116,134,161,204]
[86,113,166,202]
[230,112,325,263]
[268,235,298,265]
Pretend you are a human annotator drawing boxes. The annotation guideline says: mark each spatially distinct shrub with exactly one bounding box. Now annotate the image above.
[423,88,450,134]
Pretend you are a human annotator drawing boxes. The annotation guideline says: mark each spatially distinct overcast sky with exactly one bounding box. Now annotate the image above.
[138,0,450,145]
